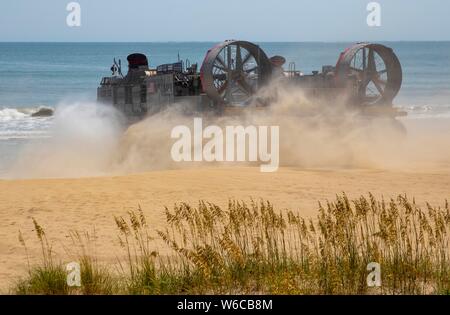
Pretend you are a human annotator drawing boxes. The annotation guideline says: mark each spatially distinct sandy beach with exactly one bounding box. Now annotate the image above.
[1,113,450,293]
[1,166,450,292]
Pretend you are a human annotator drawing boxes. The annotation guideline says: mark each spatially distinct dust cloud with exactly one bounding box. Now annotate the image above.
[6,84,450,179]
[7,102,125,178]
[115,83,450,173]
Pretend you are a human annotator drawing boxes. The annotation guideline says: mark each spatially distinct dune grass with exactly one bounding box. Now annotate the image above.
[12,194,449,295]
[15,219,70,295]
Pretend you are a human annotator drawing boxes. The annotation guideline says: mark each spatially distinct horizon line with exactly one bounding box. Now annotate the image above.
[1,40,450,44]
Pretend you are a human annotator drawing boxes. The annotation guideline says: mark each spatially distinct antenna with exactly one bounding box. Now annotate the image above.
[118,59,123,77]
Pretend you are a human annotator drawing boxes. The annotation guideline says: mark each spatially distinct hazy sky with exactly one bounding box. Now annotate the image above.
[0,0,448,42]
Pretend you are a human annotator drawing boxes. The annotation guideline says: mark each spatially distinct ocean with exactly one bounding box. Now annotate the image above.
[1,42,450,174]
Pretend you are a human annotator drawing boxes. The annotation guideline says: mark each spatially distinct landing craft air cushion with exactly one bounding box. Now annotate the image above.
[97,40,404,119]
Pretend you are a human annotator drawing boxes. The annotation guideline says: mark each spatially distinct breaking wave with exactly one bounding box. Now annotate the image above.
[0,106,53,140]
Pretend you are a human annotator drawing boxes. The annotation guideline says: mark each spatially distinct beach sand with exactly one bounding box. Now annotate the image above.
[1,115,450,292]
[1,166,450,292]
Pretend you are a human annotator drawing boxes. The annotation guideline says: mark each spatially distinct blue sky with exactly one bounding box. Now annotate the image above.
[0,0,448,42]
